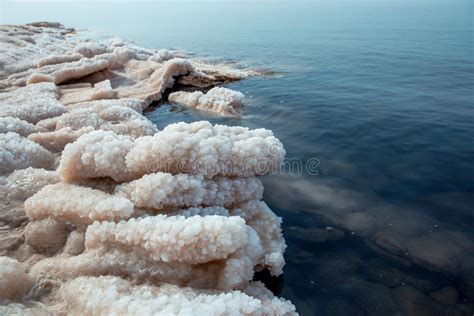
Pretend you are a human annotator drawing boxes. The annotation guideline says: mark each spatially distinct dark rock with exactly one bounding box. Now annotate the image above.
[430,287,458,305]
[393,286,443,316]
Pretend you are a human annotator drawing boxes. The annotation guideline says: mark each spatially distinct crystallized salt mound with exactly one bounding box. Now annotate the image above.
[0,117,36,136]
[0,23,295,313]
[169,87,244,116]
[0,167,59,201]
[0,132,55,175]
[37,53,84,68]
[66,98,144,113]
[27,56,111,86]
[115,172,263,210]
[28,126,95,153]
[0,303,52,315]
[59,121,285,182]
[0,83,66,123]
[114,58,194,106]
[0,256,35,301]
[36,104,158,143]
[178,60,258,88]
[242,281,298,315]
[169,206,230,217]
[31,248,224,289]
[231,200,286,276]
[25,183,134,224]
[82,214,263,289]
[136,201,286,277]
[74,41,108,58]
[85,215,249,264]
[33,208,263,289]
[59,79,114,105]
[0,23,74,78]
[1,24,257,111]
[59,276,297,315]
[54,105,157,138]
[59,130,135,182]
[127,121,285,178]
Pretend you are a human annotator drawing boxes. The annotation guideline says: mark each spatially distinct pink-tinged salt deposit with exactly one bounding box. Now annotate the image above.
[0,22,296,315]
[169,87,244,116]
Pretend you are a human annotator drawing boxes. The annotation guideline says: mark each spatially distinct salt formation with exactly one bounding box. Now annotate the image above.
[25,183,134,224]
[0,167,59,202]
[27,126,94,153]
[169,87,244,116]
[114,172,263,209]
[0,83,66,123]
[0,132,55,175]
[230,200,287,276]
[59,79,114,105]
[59,276,296,315]
[0,257,34,301]
[0,117,36,136]
[0,22,296,314]
[59,121,285,182]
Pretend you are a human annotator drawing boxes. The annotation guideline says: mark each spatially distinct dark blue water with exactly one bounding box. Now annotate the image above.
[3,1,474,314]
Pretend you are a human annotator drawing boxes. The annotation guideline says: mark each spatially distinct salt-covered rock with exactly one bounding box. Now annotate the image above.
[0,132,55,175]
[25,183,134,224]
[0,83,66,123]
[59,121,285,182]
[0,167,59,202]
[58,276,297,315]
[115,172,263,210]
[169,87,244,116]
[85,214,251,264]
[59,79,114,105]
[0,117,36,136]
[0,256,34,301]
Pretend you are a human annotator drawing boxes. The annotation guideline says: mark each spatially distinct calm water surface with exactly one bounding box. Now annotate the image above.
[3,1,474,314]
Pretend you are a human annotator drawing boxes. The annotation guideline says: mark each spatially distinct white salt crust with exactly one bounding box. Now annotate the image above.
[28,126,95,153]
[231,200,287,276]
[25,183,134,224]
[115,172,263,210]
[37,53,84,68]
[52,104,158,138]
[59,79,114,105]
[58,130,135,182]
[31,247,236,290]
[0,167,59,202]
[29,102,156,152]
[0,256,34,301]
[169,87,244,116]
[0,83,66,124]
[31,209,265,290]
[85,215,250,264]
[0,23,295,314]
[59,121,285,182]
[59,276,297,315]
[66,98,145,113]
[0,132,55,175]
[0,117,37,136]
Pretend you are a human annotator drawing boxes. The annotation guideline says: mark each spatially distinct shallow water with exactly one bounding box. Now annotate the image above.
[3,1,474,314]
